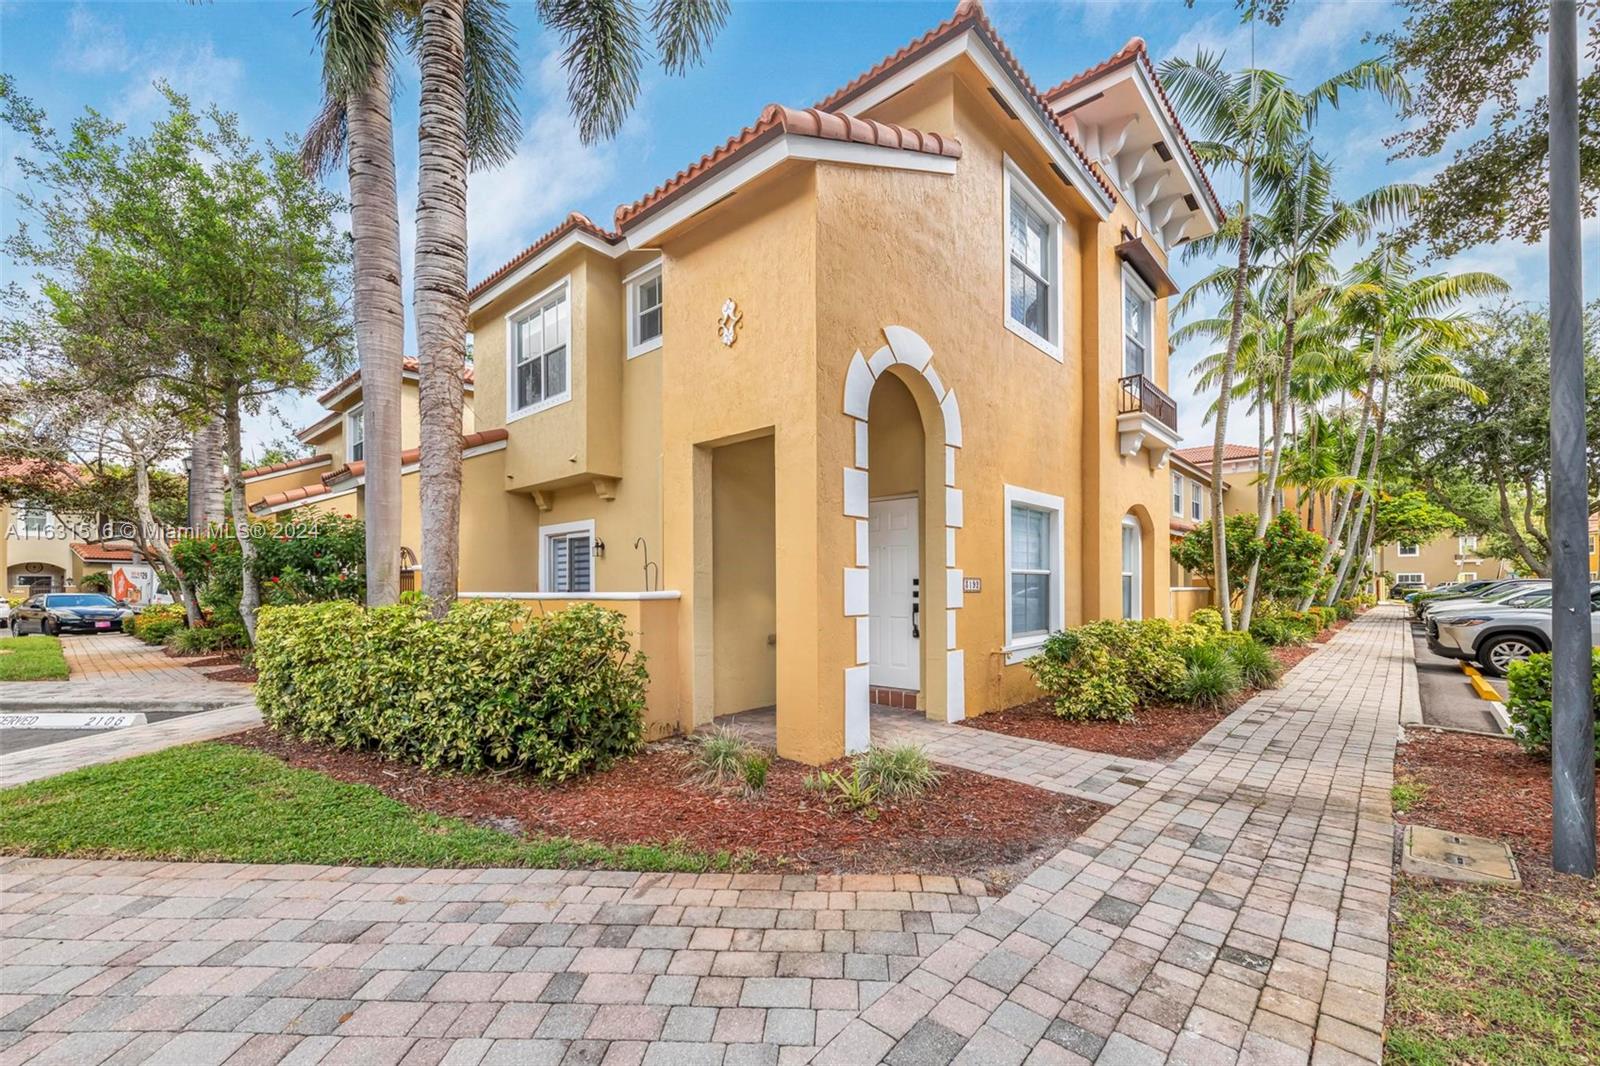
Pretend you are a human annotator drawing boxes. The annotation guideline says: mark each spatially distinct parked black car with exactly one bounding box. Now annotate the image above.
[11,593,134,636]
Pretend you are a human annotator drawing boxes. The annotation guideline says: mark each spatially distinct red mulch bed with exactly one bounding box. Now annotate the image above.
[226,730,1106,885]
[164,646,257,682]
[1396,728,1600,890]
[961,643,1320,762]
[205,666,257,683]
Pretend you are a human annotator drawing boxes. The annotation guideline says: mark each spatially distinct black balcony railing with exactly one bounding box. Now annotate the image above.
[1118,373,1178,433]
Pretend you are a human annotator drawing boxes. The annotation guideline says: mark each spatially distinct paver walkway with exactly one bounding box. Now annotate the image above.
[0,608,1407,1064]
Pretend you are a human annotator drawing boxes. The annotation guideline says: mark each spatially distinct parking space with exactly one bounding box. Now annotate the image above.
[1410,621,1503,733]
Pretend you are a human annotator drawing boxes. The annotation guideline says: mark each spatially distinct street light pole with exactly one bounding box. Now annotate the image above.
[1547,0,1595,879]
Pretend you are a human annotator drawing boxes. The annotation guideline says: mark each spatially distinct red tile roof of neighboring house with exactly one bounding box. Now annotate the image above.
[1042,37,1225,221]
[614,105,963,231]
[812,0,1117,206]
[1170,519,1198,536]
[240,453,332,480]
[253,483,337,510]
[1173,444,1260,465]
[320,428,510,487]
[71,542,136,563]
[0,458,81,489]
[468,213,620,303]
[316,358,475,407]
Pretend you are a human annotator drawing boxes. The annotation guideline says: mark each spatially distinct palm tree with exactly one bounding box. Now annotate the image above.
[1162,52,1408,628]
[1322,247,1505,603]
[1232,149,1420,628]
[413,0,730,611]
[305,0,408,607]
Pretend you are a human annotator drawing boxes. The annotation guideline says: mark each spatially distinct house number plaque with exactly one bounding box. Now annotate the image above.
[962,577,981,593]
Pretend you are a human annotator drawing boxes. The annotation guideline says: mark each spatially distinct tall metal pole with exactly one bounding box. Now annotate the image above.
[1548,0,1595,879]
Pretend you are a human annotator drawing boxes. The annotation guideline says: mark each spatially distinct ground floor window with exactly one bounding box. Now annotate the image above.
[1121,515,1143,620]
[541,520,594,593]
[1004,485,1064,654]
[1395,572,1425,585]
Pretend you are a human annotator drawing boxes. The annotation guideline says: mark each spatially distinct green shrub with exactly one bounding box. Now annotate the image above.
[855,745,942,801]
[1189,607,1224,631]
[166,626,221,655]
[1248,616,1295,647]
[1220,634,1282,689]
[255,599,648,780]
[1173,641,1243,708]
[1305,606,1330,632]
[77,572,113,594]
[129,604,186,646]
[1334,599,1357,621]
[1505,650,1600,760]
[740,752,770,795]
[1029,619,1186,722]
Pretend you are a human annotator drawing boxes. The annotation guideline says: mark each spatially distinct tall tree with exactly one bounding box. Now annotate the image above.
[409,0,730,610]
[1162,51,1407,626]
[305,0,408,607]
[2,82,352,642]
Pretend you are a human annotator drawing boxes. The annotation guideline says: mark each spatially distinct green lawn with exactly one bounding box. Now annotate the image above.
[1387,879,1600,1064]
[0,634,68,681]
[0,742,738,872]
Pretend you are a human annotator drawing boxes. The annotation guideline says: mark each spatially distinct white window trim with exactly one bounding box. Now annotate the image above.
[1395,572,1425,585]
[1002,484,1065,663]
[1001,156,1065,362]
[624,259,664,359]
[1397,543,1420,557]
[1171,472,1184,517]
[504,275,574,424]
[1120,264,1155,380]
[1189,477,1203,521]
[1121,514,1144,620]
[1459,571,1478,582]
[16,499,55,538]
[345,403,365,463]
[538,518,596,594]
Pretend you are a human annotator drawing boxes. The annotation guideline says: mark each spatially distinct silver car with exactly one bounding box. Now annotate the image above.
[1431,583,1600,676]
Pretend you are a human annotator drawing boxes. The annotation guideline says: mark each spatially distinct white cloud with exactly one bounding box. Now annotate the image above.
[57,5,133,75]
[53,5,244,125]
[466,50,630,280]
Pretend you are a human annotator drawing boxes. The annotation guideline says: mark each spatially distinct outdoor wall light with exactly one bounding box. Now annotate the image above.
[592,539,605,559]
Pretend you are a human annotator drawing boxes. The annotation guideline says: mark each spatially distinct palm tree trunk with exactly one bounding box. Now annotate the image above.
[1332,375,1388,601]
[415,0,469,616]
[189,417,225,534]
[222,392,262,644]
[1306,351,1380,609]
[1240,296,1297,631]
[347,68,405,607]
[1210,178,1253,629]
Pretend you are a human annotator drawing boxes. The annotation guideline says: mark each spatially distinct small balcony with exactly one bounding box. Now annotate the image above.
[1117,373,1182,468]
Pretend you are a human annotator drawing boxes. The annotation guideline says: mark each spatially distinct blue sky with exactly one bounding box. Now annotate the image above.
[3,0,1594,454]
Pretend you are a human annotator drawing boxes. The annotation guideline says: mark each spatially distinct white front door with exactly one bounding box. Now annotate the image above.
[869,496,920,691]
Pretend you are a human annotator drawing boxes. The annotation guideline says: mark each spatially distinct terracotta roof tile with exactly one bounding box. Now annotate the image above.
[1174,444,1260,465]
[321,428,509,486]
[315,358,474,407]
[253,483,336,510]
[468,213,620,302]
[240,453,332,480]
[614,104,962,231]
[1042,37,1224,221]
[71,542,136,562]
[811,0,1116,206]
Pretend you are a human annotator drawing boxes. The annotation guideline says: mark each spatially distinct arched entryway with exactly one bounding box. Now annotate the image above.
[840,326,964,752]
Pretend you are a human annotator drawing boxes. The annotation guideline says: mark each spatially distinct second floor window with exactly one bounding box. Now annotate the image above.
[1190,478,1203,521]
[1123,268,1153,378]
[510,282,571,417]
[19,500,48,535]
[1003,159,1062,359]
[346,404,365,463]
[627,263,663,357]
[1398,543,1420,557]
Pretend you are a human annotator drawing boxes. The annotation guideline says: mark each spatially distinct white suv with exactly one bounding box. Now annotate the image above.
[1431,583,1600,676]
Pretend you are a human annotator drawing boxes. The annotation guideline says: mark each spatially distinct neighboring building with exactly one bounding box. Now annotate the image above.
[1377,532,1512,591]
[1167,452,1221,619]
[252,1,1224,763]
[2,496,77,596]
[1590,514,1598,578]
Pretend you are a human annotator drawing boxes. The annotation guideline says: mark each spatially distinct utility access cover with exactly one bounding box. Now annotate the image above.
[1402,825,1521,887]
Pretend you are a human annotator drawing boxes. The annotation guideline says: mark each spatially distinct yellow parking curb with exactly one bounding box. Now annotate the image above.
[1461,664,1501,702]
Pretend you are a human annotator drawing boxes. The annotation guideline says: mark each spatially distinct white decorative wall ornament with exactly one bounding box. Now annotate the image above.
[717,299,742,347]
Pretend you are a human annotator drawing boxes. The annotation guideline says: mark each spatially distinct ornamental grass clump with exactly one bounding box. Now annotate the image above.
[855,744,942,801]
[1220,634,1282,689]
[689,727,771,796]
[254,599,647,781]
[1173,641,1243,708]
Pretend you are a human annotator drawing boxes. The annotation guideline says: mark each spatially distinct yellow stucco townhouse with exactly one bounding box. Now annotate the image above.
[250,0,1224,764]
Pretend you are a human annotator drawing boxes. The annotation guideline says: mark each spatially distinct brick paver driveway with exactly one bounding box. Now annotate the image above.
[0,608,1406,1064]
